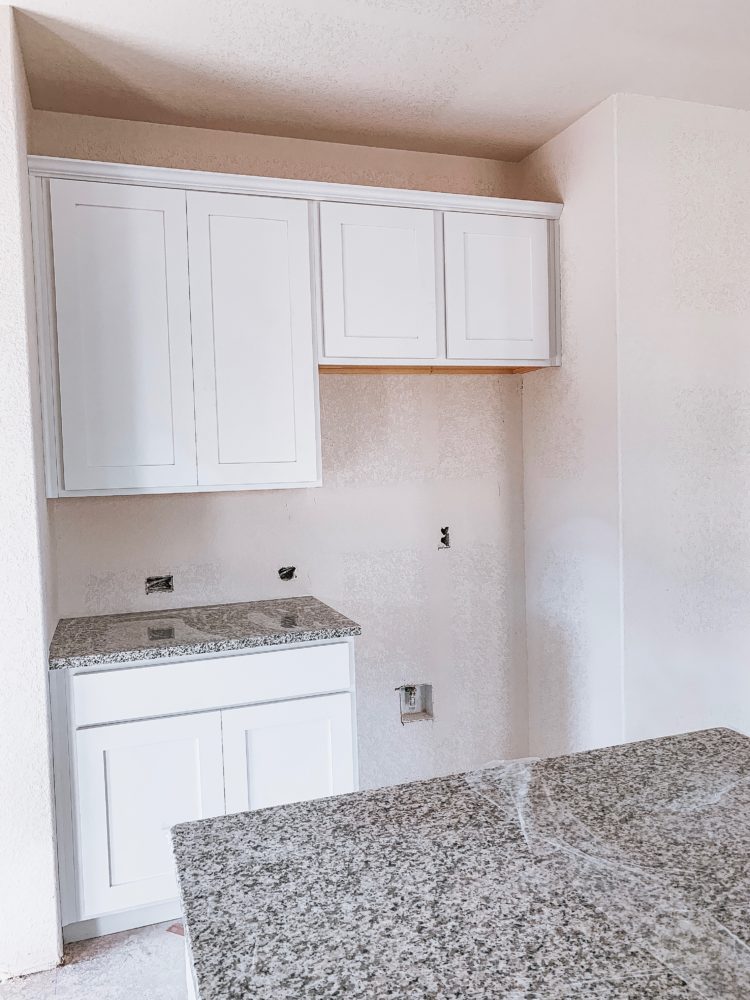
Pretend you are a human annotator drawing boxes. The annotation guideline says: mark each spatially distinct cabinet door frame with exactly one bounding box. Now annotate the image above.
[72,711,225,918]
[444,212,552,361]
[187,191,321,488]
[46,178,198,492]
[319,201,440,360]
[222,692,357,814]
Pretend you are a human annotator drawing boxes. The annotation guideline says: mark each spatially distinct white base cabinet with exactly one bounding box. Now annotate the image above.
[75,712,225,917]
[222,693,355,813]
[51,639,358,940]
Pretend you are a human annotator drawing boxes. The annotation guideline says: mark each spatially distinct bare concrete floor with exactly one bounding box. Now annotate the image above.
[0,922,186,1000]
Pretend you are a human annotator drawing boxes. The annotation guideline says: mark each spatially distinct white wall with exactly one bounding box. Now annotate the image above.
[519,93,750,754]
[519,99,624,756]
[33,113,530,788]
[50,377,529,788]
[616,95,750,740]
[0,5,61,980]
[30,109,522,196]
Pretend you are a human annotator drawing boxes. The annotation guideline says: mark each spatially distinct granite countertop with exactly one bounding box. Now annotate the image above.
[48,596,361,669]
[172,727,750,1000]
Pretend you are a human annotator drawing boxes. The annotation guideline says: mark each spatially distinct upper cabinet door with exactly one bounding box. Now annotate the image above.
[319,202,438,359]
[187,192,320,487]
[444,212,551,361]
[49,179,197,491]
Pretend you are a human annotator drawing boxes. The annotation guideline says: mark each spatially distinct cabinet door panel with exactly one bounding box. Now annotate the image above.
[74,712,224,917]
[50,179,196,490]
[444,212,550,361]
[222,693,355,813]
[187,192,319,486]
[320,202,438,359]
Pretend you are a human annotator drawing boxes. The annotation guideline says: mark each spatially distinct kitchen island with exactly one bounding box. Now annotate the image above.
[172,727,750,999]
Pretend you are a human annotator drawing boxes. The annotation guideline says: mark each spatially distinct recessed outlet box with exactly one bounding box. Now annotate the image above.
[396,683,434,725]
[147,626,175,640]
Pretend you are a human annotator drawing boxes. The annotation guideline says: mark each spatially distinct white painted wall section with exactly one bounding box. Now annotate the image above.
[0,4,61,980]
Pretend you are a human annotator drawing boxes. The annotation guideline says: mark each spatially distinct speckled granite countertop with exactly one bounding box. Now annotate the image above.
[48,596,361,669]
[172,727,750,1000]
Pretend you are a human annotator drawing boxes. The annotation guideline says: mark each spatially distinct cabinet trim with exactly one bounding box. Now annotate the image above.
[28,156,563,221]
[319,364,545,374]
[30,174,63,497]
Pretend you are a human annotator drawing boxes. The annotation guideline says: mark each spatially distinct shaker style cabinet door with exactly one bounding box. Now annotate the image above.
[444,212,551,361]
[186,192,320,487]
[74,712,225,917]
[222,693,355,814]
[319,202,438,359]
[49,179,197,491]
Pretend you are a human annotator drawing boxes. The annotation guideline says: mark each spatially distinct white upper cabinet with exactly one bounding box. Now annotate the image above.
[31,159,562,496]
[49,179,197,491]
[444,212,551,361]
[186,192,320,487]
[319,202,439,359]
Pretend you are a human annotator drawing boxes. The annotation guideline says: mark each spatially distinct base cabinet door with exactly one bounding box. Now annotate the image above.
[74,712,225,917]
[444,211,551,361]
[222,693,356,813]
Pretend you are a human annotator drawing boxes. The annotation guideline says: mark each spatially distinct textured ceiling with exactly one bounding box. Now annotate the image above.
[14,0,750,160]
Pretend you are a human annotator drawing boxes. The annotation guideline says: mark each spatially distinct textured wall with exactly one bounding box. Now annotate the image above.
[36,111,529,785]
[519,93,750,754]
[0,5,61,980]
[30,110,522,196]
[519,99,624,756]
[616,95,750,740]
[52,376,529,786]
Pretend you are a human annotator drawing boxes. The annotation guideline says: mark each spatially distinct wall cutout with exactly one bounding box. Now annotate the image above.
[278,566,297,581]
[145,574,173,594]
[439,526,450,549]
[396,683,434,724]
[147,625,175,641]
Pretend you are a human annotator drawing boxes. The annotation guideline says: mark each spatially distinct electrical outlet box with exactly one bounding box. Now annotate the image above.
[396,683,433,724]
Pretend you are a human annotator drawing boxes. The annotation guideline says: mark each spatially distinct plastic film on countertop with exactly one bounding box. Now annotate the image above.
[465,756,750,999]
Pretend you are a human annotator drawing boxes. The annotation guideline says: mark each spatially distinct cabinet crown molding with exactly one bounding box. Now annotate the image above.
[27,155,563,221]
